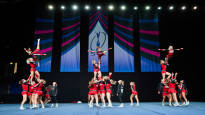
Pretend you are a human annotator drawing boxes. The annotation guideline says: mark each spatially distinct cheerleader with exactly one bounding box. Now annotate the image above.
[98,77,106,107]
[88,47,112,64]
[158,79,172,106]
[26,58,40,84]
[117,80,124,107]
[104,72,113,107]
[34,79,46,108]
[88,79,99,108]
[30,81,37,108]
[130,82,140,106]
[167,73,180,106]
[19,79,29,110]
[160,60,171,80]
[24,39,46,84]
[92,60,102,79]
[178,80,189,105]
[44,86,51,105]
[158,45,183,64]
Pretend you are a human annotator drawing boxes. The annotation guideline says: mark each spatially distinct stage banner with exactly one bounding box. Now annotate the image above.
[114,14,134,72]
[139,13,161,72]
[60,12,80,72]
[34,11,54,72]
[88,11,108,72]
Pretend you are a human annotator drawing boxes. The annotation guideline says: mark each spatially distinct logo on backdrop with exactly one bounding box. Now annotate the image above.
[90,32,107,51]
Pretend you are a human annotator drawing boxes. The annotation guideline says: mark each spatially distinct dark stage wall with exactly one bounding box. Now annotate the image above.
[0,1,204,103]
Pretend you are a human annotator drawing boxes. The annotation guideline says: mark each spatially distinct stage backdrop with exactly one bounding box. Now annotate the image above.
[88,11,108,72]
[114,14,134,72]
[34,11,54,72]
[60,12,80,72]
[139,13,161,72]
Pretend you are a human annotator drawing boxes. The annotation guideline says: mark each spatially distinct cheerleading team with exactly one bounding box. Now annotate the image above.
[158,45,188,106]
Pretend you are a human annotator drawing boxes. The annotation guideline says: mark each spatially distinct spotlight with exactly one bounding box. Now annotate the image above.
[108,5,114,11]
[133,6,138,10]
[72,4,78,10]
[85,5,90,10]
[97,5,101,10]
[193,6,198,10]
[10,62,13,65]
[120,5,126,10]
[145,5,151,10]
[181,6,186,10]
[157,6,162,10]
[61,5,66,10]
[48,5,54,10]
[169,5,174,10]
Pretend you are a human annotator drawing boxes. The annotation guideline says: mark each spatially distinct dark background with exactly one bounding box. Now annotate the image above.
[0,0,204,103]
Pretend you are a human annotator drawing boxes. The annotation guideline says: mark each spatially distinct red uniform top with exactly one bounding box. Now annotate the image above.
[46,87,50,94]
[99,82,105,90]
[90,84,97,91]
[161,64,166,71]
[29,85,33,93]
[31,82,37,91]
[106,83,111,90]
[22,83,28,91]
[162,85,169,93]
[131,85,136,92]
[93,64,99,70]
[36,83,43,91]
[178,84,185,90]
[168,82,176,89]
[97,51,104,55]
[30,63,36,68]
[32,49,40,54]
[168,49,174,56]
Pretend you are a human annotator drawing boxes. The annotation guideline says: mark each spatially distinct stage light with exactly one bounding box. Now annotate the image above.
[157,6,162,10]
[181,6,186,10]
[133,6,138,10]
[193,6,198,10]
[61,5,66,10]
[108,5,114,11]
[10,62,13,65]
[85,5,90,10]
[120,5,126,10]
[145,5,151,10]
[48,5,54,10]
[168,6,174,10]
[72,4,78,10]
[97,5,101,10]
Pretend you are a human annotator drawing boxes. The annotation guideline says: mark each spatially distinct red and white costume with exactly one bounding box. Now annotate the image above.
[93,64,100,72]
[35,83,44,96]
[45,87,50,99]
[178,83,187,94]
[21,83,28,96]
[162,84,169,96]
[131,85,138,95]
[161,63,167,75]
[88,83,98,95]
[168,82,177,93]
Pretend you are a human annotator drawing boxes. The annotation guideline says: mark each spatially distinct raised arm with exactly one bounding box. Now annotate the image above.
[174,48,183,51]
[108,72,112,79]
[158,49,168,51]
[174,72,178,79]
